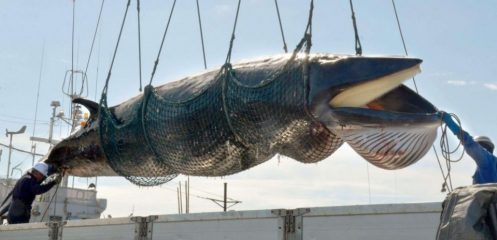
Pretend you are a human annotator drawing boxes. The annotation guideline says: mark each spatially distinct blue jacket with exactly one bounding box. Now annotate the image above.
[442,113,497,184]
[11,172,57,210]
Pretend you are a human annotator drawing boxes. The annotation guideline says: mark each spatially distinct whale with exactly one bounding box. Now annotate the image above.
[43,53,439,186]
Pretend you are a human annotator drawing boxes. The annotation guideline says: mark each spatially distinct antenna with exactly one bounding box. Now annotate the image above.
[5,125,27,180]
[61,0,88,133]
[197,182,241,212]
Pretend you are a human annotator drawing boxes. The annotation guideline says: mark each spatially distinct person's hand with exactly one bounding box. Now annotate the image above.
[53,174,63,184]
[439,111,460,133]
[438,111,450,122]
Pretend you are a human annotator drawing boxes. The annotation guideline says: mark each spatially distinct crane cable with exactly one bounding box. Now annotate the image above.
[224,0,242,65]
[31,42,45,165]
[136,0,143,91]
[219,0,245,147]
[71,0,75,93]
[348,0,362,56]
[391,0,460,192]
[148,0,177,85]
[195,0,208,69]
[390,0,450,191]
[83,0,105,81]
[391,0,418,92]
[274,0,288,53]
[101,0,132,98]
[137,0,179,185]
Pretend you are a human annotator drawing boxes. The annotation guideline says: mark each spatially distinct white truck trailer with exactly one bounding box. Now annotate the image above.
[0,202,441,240]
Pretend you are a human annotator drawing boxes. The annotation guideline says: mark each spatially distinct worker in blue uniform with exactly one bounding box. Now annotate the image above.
[441,112,497,184]
[4,162,61,224]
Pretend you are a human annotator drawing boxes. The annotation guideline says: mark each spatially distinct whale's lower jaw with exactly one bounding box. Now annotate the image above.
[318,62,437,170]
[324,107,439,170]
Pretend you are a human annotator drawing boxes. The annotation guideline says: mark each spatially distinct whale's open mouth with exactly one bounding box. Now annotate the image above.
[316,58,439,170]
[329,64,422,111]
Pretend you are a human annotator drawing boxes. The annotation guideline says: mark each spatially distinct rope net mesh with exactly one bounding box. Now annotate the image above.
[98,55,343,186]
[100,98,178,186]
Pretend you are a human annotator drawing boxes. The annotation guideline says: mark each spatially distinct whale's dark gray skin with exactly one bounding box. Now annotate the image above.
[43,53,439,185]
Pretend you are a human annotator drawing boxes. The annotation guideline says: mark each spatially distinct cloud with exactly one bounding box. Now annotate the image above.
[446,80,479,87]
[484,83,497,91]
[426,72,450,78]
[446,80,477,86]
[447,80,467,86]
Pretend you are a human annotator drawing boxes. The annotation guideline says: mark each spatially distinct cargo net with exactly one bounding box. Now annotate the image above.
[224,58,343,164]
[98,55,343,186]
[99,97,178,186]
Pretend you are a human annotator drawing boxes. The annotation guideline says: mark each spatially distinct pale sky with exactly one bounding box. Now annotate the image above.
[1,0,496,217]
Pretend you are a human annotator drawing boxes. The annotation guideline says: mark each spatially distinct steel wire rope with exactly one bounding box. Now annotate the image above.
[71,0,75,95]
[65,0,89,121]
[101,0,132,99]
[96,0,155,184]
[223,0,242,65]
[73,2,108,199]
[433,146,452,192]
[31,43,45,161]
[0,143,45,157]
[302,0,313,86]
[136,0,179,186]
[94,34,101,102]
[0,119,49,126]
[439,113,465,163]
[274,0,288,53]
[299,0,316,120]
[218,0,249,150]
[0,119,46,126]
[348,0,362,56]
[40,180,62,222]
[221,0,315,149]
[195,0,208,69]
[147,0,177,86]
[0,114,48,123]
[65,0,77,129]
[136,0,143,91]
[391,0,418,92]
[83,0,105,82]
[391,0,455,192]
[304,0,313,49]
[438,112,467,191]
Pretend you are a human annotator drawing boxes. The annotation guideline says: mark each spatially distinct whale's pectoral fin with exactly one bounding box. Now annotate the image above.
[73,98,99,121]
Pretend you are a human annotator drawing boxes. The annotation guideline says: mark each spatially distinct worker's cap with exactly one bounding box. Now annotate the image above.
[32,162,49,177]
[474,136,494,153]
